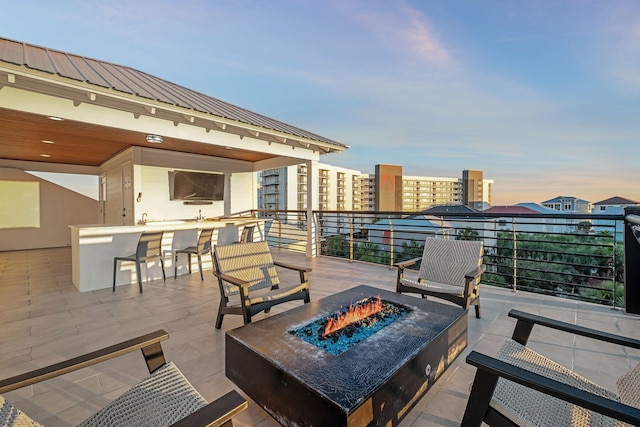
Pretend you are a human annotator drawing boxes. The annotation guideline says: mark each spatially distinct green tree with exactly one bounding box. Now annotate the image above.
[324,234,350,258]
[396,239,424,264]
[354,242,381,263]
[576,221,592,233]
[484,230,619,302]
[581,281,624,308]
[457,228,480,241]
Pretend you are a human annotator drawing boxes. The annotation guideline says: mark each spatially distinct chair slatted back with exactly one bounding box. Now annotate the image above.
[214,241,279,297]
[240,225,255,243]
[197,228,215,253]
[136,231,164,261]
[418,238,483,287]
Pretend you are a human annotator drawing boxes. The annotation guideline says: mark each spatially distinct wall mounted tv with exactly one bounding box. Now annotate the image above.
[168,171,224,201]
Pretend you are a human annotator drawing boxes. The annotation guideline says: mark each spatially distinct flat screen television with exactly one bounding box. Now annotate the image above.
[168,171,224,201]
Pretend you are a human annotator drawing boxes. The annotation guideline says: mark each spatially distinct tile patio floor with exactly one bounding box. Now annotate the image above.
[1,247,639,426]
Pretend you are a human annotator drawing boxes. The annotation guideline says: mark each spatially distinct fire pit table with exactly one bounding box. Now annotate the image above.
[225,285,467,427]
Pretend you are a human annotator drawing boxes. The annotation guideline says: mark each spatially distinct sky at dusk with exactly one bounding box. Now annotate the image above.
[2,1,639,205]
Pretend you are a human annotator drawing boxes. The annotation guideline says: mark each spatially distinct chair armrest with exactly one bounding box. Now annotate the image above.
[0,330,169,394]
[462,351,640,426]
[464,264,486,281]
[273,261,312,273]
[212,271,252,289]
[393,257,421,269]
[508,309,640,349]
[170,390,248,427]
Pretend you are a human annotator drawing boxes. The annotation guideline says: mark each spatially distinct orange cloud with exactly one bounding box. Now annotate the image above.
[339,1,452,67]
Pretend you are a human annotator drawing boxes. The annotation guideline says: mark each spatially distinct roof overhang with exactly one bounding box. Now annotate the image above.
[0,63,347,173]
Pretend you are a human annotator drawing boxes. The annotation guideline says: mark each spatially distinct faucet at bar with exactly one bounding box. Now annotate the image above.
[139,213,148,225]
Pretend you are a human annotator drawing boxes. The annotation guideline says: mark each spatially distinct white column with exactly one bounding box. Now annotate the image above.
[306,159,317,257]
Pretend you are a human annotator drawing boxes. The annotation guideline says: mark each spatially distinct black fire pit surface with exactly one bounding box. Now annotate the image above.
[225,285,467,427]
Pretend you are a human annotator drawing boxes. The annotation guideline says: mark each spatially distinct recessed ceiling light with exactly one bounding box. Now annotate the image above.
[41,140,55,144]
[145,134,163,143]
[225,146,233,150]
[47,116,64,121]
[40,154,51,157]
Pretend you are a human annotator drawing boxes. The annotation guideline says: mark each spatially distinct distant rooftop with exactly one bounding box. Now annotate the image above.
[542,195,591,204]
[516,202,567,214]
[484,205,539,214]
[593,196,639,206]
[420,205,481,215]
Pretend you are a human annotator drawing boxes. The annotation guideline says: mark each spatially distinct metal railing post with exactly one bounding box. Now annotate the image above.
[313,212,320,257]
[512,218,517,292]
[349,214,354,262]
[387,216,394,267]
[612,220,618,310]
[276,211,282,249]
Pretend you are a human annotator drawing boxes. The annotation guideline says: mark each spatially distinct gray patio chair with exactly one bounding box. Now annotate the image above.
[461,309,640,426]
[113,231,166,293]
[240,224,255,243]
[174,227,216,280]
[0,330,247,427]
[394,237,485,318]
[212,241,311,328]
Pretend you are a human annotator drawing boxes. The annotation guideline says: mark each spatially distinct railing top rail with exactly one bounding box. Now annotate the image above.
[253,209,624,221]
[626,214,640,226]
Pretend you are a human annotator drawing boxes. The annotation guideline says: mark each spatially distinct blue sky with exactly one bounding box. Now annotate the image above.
[2,1,639,205]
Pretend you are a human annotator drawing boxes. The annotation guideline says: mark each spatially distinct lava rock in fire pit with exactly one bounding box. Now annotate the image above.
[289,297,411,356]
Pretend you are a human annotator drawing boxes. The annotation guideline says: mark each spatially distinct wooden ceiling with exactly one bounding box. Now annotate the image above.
[0,107,274,167]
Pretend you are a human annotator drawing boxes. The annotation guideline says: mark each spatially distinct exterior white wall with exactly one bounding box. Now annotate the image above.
[286,165,298,211]
[100,146,260,225]
[0,168,101,250]
[229,171,258,215]
[135,165,227,222]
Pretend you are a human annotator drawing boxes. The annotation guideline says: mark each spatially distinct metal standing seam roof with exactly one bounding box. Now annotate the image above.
[0,36,347,149]
[593,196,639,206]
[483,206,540,214]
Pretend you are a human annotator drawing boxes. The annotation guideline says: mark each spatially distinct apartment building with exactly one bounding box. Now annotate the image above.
[259,163,362,211]
[463,169,492,210]
[402,176,462,211]
[259,164,492,212]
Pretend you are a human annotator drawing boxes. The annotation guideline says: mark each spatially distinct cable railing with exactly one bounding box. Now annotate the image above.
[250,209,626,309]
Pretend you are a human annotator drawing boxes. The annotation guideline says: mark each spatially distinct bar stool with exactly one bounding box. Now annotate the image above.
[113,231,166,293]
[174,228,215,280]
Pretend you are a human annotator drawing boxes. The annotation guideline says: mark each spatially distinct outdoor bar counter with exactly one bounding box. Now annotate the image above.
[69,217,263,292]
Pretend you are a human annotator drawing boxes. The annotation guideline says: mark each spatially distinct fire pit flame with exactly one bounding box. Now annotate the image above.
[289,296,411,356]
[323,295,383,337]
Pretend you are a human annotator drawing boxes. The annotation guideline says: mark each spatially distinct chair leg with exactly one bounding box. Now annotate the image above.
[113,259,118,291]
[243,310,252,325]
[215,300,226,329]
[174,252,179,279]
[160,257,166,284]
[197,254,203,281]
[136,262,143,293]
[475,302,481,319]
[187,254,192,274]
